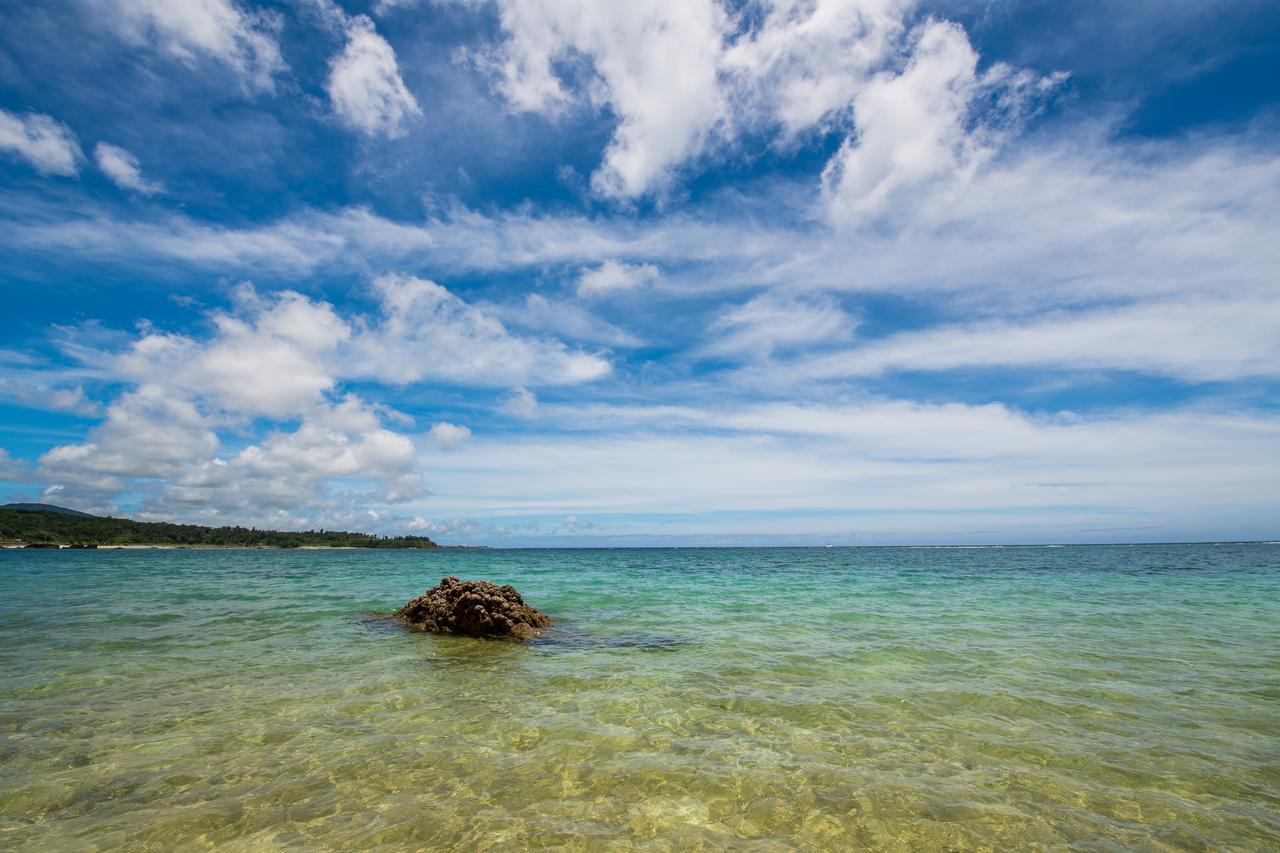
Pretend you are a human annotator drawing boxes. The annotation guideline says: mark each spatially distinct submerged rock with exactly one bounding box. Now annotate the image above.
[396,576,551,640]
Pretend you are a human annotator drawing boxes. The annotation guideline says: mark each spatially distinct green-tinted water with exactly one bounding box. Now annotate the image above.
[2,545,1278,850]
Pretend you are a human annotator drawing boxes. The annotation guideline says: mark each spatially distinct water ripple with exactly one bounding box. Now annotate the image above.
[2,545,1278,849]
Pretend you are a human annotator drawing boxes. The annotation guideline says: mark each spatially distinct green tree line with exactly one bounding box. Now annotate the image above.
[0,508,440,548]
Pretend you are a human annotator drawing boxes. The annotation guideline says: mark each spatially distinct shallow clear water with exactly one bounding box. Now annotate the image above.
[2,545,1279,850]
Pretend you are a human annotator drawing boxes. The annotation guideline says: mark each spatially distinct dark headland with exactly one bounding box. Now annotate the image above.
[0,504,443,549]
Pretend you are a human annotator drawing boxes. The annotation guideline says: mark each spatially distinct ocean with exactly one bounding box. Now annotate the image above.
[2,544,1278,849]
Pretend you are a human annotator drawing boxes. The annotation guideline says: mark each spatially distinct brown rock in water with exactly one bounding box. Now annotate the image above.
[396,576,551,640]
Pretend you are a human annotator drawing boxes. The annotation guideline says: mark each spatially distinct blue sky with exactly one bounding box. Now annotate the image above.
[1,0,1277,545]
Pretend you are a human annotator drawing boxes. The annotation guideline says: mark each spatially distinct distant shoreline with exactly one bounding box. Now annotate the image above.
[1,543,481,550]
[3,541,1273,551]
[0,505,449,550]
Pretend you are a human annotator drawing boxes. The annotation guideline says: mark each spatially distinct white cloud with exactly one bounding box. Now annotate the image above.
[40,385,219,488]
[0,380,101,417]
[226,396,421,501]
[428,421,472,449]
[114,287,350,420]
[501,387,538,418]
[372,0,418,13]
[22,278,618,525]
[482,0,1057,207]
[821,20,984,224]
[354,274,611,386]
[402,515,495,539]
[700,291,854,359]
[577,260,660,297]
[4,135,1277,386]
[100,278,609,426]
[142,398,423,521]
[822,22,1065,224]
[0,110,83,176]
[402,399,1280,542]
[93,143,164,195]
[97,0,285,91]
[722,0,909,137]
[772,296,1280,385]
[487,0,727,197]
[46,386,102,416]
[0,448,31,482]
[36,381,424,525]
[4,207,360,273]
[327,15,421,138]
[492,294,644,348]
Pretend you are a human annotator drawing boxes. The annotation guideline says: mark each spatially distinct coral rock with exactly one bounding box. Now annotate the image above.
[396,576,551,640]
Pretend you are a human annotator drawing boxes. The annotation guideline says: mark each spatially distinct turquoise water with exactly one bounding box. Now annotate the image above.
[2,545,1279,849]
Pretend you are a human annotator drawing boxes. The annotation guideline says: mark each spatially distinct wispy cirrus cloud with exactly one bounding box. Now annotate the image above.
[93,0,285,91]
[0,109,82,175]
[5,133,1276,385]
[6,128,1273,302]
[0,379,101,417]
[699,291,855,360]
[93,142,164,194]
[489,294,644,349]
[393,398,1280,543]
[761,296,1280,385]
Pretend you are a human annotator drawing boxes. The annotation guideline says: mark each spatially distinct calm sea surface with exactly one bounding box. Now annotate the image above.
[2,545,1278,850]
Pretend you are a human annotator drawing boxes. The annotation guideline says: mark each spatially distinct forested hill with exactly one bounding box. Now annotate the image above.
[0,506,440,548]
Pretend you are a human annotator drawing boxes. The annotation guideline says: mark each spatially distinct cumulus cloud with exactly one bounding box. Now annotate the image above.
[820,20,983,224]
[221,396,421,501]
[821,21,1064,224]
[577,260,660,297]
[0,109,83,175]
[104,278,611,412]
[501,387,538,418]
[482,0,1058,210]
[93,142,164,195]
[96,0,285,91]
[428,421,472,449]
[24,276,617,524]
[35,382,419,525]
[41,386,219,490]
[135,394,423,523]
[114,287,350,420]
[487,0,727,198]
[327,15,421,138]
[721,0,909,137]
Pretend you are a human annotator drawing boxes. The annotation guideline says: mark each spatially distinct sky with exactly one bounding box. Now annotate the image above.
[0,0,1278,546]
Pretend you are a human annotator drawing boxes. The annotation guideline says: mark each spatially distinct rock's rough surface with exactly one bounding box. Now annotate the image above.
[396,576,551,640]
